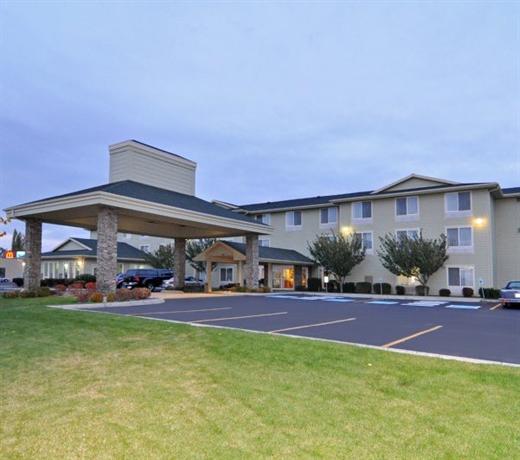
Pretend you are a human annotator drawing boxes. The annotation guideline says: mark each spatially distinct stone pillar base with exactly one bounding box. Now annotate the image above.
[24,219,42,291]
[174,238,186,290]
[96,207,118,294]
[245,234,259,289]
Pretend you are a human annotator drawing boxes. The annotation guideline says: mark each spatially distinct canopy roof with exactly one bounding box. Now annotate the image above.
[41,238,148,261]
[5,180,272,239]
[194,240,314,266]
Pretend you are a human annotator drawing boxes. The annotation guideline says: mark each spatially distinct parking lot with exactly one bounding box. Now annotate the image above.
[79,294,520,366]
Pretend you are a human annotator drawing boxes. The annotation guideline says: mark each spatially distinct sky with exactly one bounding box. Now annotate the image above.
[1,1,519,250]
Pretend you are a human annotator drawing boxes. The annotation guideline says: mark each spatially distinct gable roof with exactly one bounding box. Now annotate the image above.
[502,187,520,196]
[41,238,149,260]
[222,241,314,265]
[371,174,459,194]
[18,180,264,226]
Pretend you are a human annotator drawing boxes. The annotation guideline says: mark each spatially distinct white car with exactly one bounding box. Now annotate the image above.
[500,281,520,308]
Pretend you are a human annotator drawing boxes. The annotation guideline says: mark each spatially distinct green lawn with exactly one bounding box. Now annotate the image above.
[1,297,519,459]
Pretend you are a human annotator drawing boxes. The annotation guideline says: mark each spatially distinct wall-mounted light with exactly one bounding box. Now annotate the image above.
[341,226,353,236]
[472,217,486,228]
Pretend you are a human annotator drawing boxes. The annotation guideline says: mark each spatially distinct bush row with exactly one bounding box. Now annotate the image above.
[40,275,96,287]
[2,287,52,298]
[72,287,151,303]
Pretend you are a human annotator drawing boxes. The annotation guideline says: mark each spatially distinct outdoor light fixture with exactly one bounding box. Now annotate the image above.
[323,275,329,284]
[472,217,486,228]
[341,226,353,236]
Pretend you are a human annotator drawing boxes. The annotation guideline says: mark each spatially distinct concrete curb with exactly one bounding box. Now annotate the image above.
[48,298,164,310]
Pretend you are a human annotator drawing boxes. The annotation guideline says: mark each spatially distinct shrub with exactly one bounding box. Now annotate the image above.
[2,291,19,299]
[85,281,96,290]
[89,291,104,303]
[395,285,405,295]
[439,288,451,297]
[75,274,96,283]
[12,278,24,287]
[115,289,134,302]
[133,288,151,300]
[307,278,322,292]
[36,287,52,297]
[326,280,339,292]
[355,282,372,294]
[20,290,36,298]
[373,282,391,295]
[462,287,474,298]
[415,285,429,296]
[106,292,116,302]
[342,282,356,293]
[69,281,84,289]
[54,284,67,293]
[478,287,500,299]
[74,290,91,303]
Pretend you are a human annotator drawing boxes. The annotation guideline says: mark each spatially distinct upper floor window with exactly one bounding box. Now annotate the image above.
[445,191,471,214]
[395,196,418,217]
[396,229,419,241]
[352,201,372,220]
[259,238,270,247]
[285,210,302,229]
[320,207,338,225]
[355,231,373,254]
[255,213,271,225]
[447,227,473,252]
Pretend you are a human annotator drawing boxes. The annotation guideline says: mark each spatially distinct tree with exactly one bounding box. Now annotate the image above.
[144,244,175,270]
[186,238,217,276]
[308,232,365,292]
[377,231,449,293]
[11,229,24,251]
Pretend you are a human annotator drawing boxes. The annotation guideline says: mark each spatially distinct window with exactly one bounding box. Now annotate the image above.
[286,210,302,229]
[448,267,474,288]
[396,229,419,241]
[140,245,151,253]
[447,227,473,252]
[445,191,471,213]
[395,196,418,217]
[352,201,372,220]
[355,232,373,254]
[259,238,270,247]
[220,267,233,282]
[320,207,338,225]
[255,213,271,225]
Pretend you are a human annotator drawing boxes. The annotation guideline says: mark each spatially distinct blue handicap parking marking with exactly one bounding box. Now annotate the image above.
[368,300,399,305]
[403,301,446,307]
[321,297,354,302]
[445,304,480,310]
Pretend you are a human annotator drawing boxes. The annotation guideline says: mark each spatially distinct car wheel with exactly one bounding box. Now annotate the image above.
[146,283,155,292]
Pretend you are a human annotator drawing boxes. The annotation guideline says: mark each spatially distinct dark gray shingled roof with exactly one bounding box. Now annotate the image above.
[21,180,264,225]
[41,238,148,260]
[503,187,520,195]
[238,183,488,212]
[221,241,314,265]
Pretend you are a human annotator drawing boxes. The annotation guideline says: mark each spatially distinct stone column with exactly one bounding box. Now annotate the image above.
[174,238,186,290]
[205,260,212,292]
[96,207,118,294]
[245,234,259,289]
[294,265,303,289]
[23,218,42,291]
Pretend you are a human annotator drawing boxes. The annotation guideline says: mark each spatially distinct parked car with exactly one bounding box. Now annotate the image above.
[500,281,520,308]
[184,276,204,287]
[119,269,173,291]
[0,278,19,291]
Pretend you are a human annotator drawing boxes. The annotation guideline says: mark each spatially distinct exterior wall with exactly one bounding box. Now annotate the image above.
[109,141,196,195]
[0,259,24,279]
[41,259,149,278]
[494,196,520,287]
[383,177,447,191]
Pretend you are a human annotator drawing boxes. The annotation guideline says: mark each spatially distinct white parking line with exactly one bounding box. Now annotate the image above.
[322,298,354,302]
[368,300,399,305]
[131,307,232,316]
[192,311,288,323]
[404,301,445,307]
[270,317,356,334]
[445,304,480,310]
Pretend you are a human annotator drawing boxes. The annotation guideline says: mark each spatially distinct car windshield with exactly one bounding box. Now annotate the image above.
[505,281,520,289]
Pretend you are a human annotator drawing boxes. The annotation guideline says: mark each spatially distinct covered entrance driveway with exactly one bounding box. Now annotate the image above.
[194,240,315,291]
[4,180,272,293]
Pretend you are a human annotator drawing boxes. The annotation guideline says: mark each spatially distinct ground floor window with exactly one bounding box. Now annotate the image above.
[220,267,233,282]
[301,266,308,288]
[272,265,294,289]
[447,266,474,288]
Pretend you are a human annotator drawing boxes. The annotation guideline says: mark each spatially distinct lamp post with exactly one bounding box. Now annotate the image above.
[324,274,329,293]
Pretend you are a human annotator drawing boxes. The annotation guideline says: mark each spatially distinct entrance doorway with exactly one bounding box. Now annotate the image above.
[272,265,294,289]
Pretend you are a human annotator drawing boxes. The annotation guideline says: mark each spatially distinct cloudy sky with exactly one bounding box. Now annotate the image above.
[1,1,519,250]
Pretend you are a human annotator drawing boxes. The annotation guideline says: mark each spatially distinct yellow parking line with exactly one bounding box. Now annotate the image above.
[270,317,356,334]
[490,303,502,311]
[131,307,231,316]
[192,312,287,323]
[382,325,443,349]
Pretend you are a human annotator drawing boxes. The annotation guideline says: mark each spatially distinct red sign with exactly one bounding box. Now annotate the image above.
[5,250,15,259]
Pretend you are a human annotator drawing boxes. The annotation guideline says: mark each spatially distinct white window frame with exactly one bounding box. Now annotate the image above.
[319,207,338,228]
[355,231,374,255]
[256,213,271,225]
[352,201,373,223]
[445,226,474,254]
[285,210,302,230]
[446,265,475,289]
[220,266,234,283]
[395,228,420,241]
[445,191,472,217]
[259,238,270,247]
[395,196,419,221]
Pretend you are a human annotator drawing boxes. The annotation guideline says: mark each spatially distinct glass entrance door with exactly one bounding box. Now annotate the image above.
[272,265,294,289]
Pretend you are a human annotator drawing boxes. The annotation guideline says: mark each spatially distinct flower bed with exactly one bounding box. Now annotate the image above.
[69,287,151,303]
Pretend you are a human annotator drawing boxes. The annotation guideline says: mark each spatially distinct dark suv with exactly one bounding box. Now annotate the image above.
[119,269,173,291]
